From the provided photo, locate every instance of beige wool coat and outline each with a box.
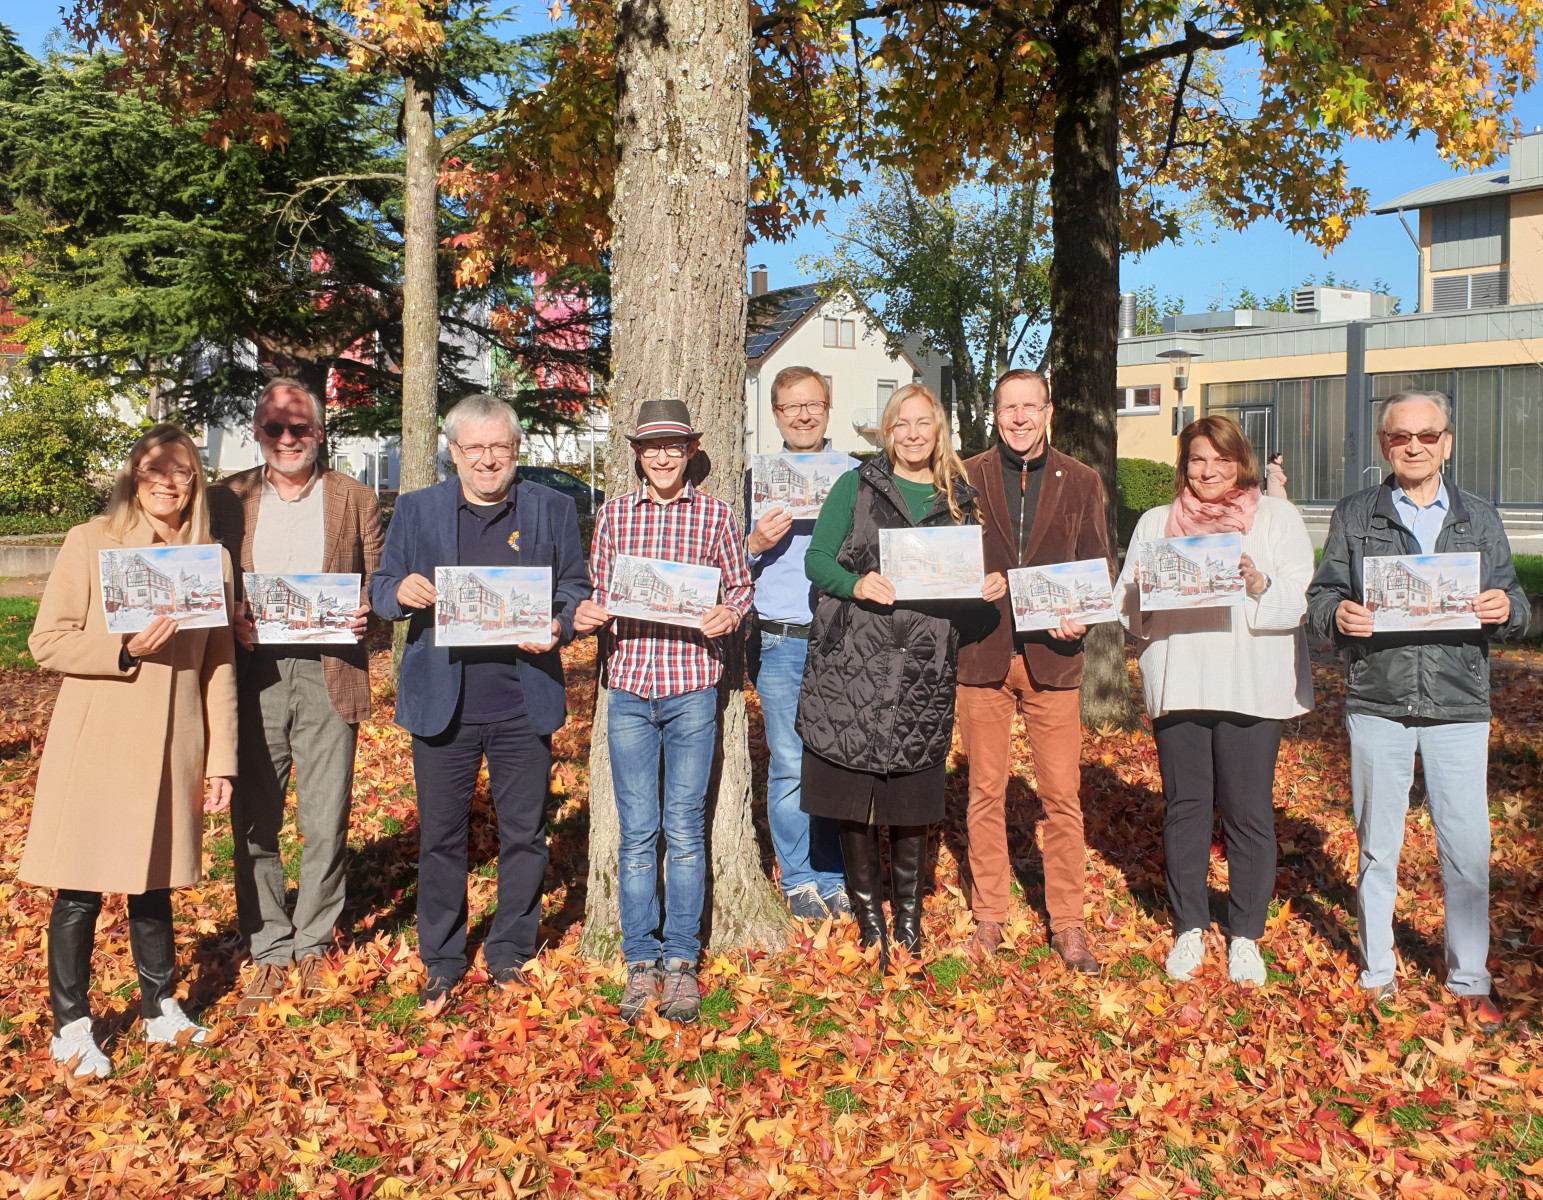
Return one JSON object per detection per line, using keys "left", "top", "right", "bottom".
{"left": 18, "top": 517, "right": 239, "bottom": 895}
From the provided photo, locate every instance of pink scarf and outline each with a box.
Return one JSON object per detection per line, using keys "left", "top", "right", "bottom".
{"left": 1163, "top": 485, "right": 1261, "bottom": 537}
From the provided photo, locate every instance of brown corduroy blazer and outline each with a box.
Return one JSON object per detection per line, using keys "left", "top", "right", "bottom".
{"left": 955, "top": 444, "right": 1114, "bottom": 690}
{"left": 208, "top": 466, "right": 384, "bottom": 723}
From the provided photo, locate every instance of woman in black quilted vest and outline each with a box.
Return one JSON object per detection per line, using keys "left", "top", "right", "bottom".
{"left": 797, "top": 383, "right": 1006, "bottom": 972}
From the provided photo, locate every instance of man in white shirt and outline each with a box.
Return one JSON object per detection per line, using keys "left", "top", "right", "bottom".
{"left": 208, "top": 377, "right": 383, "bottom": 1014}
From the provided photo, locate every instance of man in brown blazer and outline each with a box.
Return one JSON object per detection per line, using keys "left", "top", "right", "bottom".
{"left": 955, "top": 369, "right": 1113, "bottom": 972}
{"left": 208, "top": 377, "right": 384, "bottom": 1013}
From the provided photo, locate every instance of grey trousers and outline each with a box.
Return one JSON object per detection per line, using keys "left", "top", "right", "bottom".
{"left": 232, "top": 650, "right": 358, "bottom": 965}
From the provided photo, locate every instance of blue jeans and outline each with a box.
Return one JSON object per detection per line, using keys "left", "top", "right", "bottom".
{"left": 1346, "top": 713, "right": 1491, "bottom": 995}
{"left": 608, "top": 686, "right": 719, "bottom": 964}
{"left": 752, "top": 632, "right": 844, "bottom": 897}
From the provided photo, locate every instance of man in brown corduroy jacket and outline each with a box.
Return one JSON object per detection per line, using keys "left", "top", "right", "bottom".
{"left": 955, "top": 369, "right": 1113, "bottom": 972}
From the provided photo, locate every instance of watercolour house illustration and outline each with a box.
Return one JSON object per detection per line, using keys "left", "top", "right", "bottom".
{"left": 434, "top": 567, "right": 553, "bottom": 646}
{"left": 605, "top": 555, "right": 721, "bottom": 629}
{"left": 244, "top": 573, "right": 362, "bottom": 645}
{"left": 750, "top": 453, "right": 848, "bottom": 521}
{"left": 1007, "top": 558, "right": 1119, "bottom": 631}
{"left": 878, "top": 527, "right": 983, "bottom": 601}
{"left": 1363, "top": 552, "right": 1480, "bottom": 631}
{"left": 99, "top": 545, "right": 228, "bottom": 633}
{"left": 1137, "top": 532, "right": 1246, "bottom": 611}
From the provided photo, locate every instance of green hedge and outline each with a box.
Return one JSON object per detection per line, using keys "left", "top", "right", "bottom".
{"left": 1116, "top": 457, "right": 1173, "bottom": 547}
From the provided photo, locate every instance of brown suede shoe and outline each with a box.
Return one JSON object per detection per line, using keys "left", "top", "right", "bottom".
{"left": 969, "top": 920, "right": 1004, "bottom": 958}
{"left": 235, "top": 962, "right": 288, "bottom": 1016}
{"left": 296, "top": 953, "right": 329, "bottom": 994}
{"left": 1051, "top": 927, "right": 1101, "bottom": 975}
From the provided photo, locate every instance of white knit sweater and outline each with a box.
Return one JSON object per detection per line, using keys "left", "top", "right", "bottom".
{"left": 1117, "top": 497, "right": 1315, "bottom": 720}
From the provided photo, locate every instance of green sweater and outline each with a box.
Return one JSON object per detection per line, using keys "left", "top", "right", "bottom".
{"left": 805, "top": 468, "right": 937, "bottom": 599}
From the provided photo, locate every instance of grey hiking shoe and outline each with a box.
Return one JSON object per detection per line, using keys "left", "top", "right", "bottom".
{"left": 659, "top": 957, "right": 700, "bottom": 1023}
{"left": 786, "top": 884, "right": 829, "bottom": 920}
{"left": 618, "top": 959, "right": 662, "bottom": 1024}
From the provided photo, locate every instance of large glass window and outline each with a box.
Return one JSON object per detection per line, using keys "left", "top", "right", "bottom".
{"left": 1501, "top": 366, "right": 1543, "bottom": 506}
{"left": 1202, "top": 376, "right": 1345, "bottom": 502}
{"left": 1311, "top": 377, "right": 1346, "bottom": 501}
{"left": 1454, "top": 369, "right": 1499, "bottom": 500}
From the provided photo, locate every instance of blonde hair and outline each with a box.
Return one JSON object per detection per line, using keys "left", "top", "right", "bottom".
{"left": 879, "top": 383, "right": 972, "bottom": 522}
{"left": 102, "top": 423, "right": 211, "bottom": 545}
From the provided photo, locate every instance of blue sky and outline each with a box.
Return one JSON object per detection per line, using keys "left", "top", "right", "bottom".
{"left": 9, "top": 4, "right": 1543, "bottom": 317}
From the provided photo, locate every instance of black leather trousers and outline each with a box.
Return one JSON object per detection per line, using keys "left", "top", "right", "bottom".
{"left": 48, "top": 888, "right": 176, "bottom": 1033}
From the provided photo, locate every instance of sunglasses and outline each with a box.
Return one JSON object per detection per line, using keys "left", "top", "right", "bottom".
{"left": 261, "top": 421, "right": 315, "bottom": 440}
{"left": 1383, "top": 430, "right": 1446, "bottom": 448}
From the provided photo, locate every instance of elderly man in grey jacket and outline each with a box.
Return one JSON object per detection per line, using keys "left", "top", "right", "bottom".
{"left": 1306, "top": 389, "right": 1529, "bottom": 1031}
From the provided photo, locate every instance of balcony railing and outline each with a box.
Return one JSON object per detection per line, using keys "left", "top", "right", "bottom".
{"left": 851, "top": 408, "right": 879, "bottom": 433}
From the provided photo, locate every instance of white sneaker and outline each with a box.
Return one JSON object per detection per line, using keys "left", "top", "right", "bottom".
{"left": 1228, "top": 937, "right": 1267, "bottom": 986}
{"left": 50, "top": 1016, "right": 111, "bottom": 1078}
{"left": 142, "top": 998, "right": 211, "bottom": 1045}
{"left": 1165, "top": 929, "right": 1206, "bottom": 980}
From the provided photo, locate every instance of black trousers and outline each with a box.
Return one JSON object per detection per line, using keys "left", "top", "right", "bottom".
{"left": 410, "top": 712, "right": 552, "bottom": 980}
{"left": 1152, "top": 711, "right": 1283, "bottom": 942}
{"left": 49, "top": 888, "right": 175, "bottom": 1032}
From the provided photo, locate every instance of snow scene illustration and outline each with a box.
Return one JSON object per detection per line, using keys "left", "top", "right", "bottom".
{"left": 1137, "top": 532, "right": 1246, "bottom": 611}
{"left": 1008, "top": 558, "right": 1119, "bottom": 631}
{"left": 434, "top": 567, "right": 553, "bottom": 646}
{"left": 244, "top": 573, "right": 361, "bottom": 645}
{"left": 99, "top": 545, "right": 227, "bottom": 633}
{"left": 750, "top": 453, "right": 847, "bottom": 520}
{"left": 1363, "top": 552, "right": 1481, "bottom": 632}
{"left": 605, "top": 555, "right": 721, "bottom": 629}
{"left": 879, "top": 526, "right": 984, "bottom": 601}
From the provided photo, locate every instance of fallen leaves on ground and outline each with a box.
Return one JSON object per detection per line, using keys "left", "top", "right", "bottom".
{"left": 0, "top": 636, "right": 1542, "bottom": 1198}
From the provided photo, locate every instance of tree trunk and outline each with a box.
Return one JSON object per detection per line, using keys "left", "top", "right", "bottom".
{"left": 1046, "top": 0, "right": 1138, "bottom": 729}
{"left": 579, "top": 0, "right": 788, "bottom": 959}
{"left": 398, "top": 66, "right": 441, "bottom": 495}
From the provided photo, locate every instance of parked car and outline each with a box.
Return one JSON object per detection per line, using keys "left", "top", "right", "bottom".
{"left": 518, "top": 465, "right": 604, "bottom": 515}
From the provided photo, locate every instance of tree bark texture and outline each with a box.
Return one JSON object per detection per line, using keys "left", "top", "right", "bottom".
{"left": 579, "top": 0, "right": 789, "bottom": 959}
{"left": 1045, "top": 0, "right": 1138, "bottom": 729}
{"left": 398, "top": 67, "right": 441, "bottom": 496}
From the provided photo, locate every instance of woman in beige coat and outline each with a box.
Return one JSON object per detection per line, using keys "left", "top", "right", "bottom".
{"left": 19, "top": 423, "right": 237, "bottom": 1078}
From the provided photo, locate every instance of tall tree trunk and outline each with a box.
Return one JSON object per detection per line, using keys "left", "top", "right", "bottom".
{"left": 1046, "top": 0, "right": 1138, "bottom": 729}
{"left": 579, "top": 0, "right": 788, "bottom": 959}
{"left": 399, "top": 66, "right": 441, "bottom": 495}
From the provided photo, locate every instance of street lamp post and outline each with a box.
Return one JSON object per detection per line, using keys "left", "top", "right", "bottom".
{"left": 1156, "top": 347, "right": 1203, "bottom": 436}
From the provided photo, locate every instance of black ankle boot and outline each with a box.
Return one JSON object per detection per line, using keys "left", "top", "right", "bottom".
{"left": 888, "top": 825, "right": 928, "bottom": 960}
{"left": 48, "top": 890, "right": 103, "bottom": 1032}
{"left": 127, "top": 890, "right": 176, "bottom": 1020}
{"left": 838, "top": 822, "right": 888, "bottom": 971}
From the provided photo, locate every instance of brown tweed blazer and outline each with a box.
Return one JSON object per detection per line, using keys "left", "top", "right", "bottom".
{"left": 208, "top": 465, "right": 384, "bottom": 723}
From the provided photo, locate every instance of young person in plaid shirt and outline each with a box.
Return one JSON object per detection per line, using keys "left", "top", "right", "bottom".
{"left": 574, "top": 399, "right": 753, "bottom": 1024}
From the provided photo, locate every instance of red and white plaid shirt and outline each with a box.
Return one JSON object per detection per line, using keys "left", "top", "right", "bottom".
{"left": 590, "top": 482, "right": 754, "bottom": 698}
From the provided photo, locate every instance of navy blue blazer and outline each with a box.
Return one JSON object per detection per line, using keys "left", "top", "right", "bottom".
{"left": 369, "top": 477, "right": 592, "bottom": 739}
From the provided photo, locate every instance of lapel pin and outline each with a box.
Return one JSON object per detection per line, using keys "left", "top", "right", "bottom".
{"left": 508, "top": 530, "right": 520, "bottom": 550}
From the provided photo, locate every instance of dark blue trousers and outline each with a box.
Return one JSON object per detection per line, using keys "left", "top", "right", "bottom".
{"left": 410, "top": 713, "right": 551, "bottom": 979}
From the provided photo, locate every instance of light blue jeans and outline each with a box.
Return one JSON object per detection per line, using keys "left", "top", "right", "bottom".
{"left": 1346, "top": 713, "right": 1492, "bottom": 995}
{"left": 608, "top": 686, "right": 718, "bottom": 965}
{"left": 752, "top": 631, "right": 845, "bottom": 898}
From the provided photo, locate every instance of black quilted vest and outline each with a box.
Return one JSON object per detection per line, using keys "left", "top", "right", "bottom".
{"left": 795, "top": 456, "right": 980, "bottom": 774}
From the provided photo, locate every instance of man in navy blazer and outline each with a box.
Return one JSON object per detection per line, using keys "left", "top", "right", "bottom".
{"left": 370, "top": 394, "right": 591, "bottom": 1006}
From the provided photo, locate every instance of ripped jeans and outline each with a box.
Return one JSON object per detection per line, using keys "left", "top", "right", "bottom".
{"left": 608, "top": 685, "right": 719, "bottom": 965}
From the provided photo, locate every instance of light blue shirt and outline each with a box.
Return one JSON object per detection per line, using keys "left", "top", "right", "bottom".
{"left": 745, "top": 447, "right": 859, "bottom": 625}
{"left": 1391, "top": 478, "right": 1449, "bottom": 555}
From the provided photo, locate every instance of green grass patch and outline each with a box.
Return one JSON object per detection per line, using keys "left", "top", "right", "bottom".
{"left": 204, "top": 831, "right": 235, "bottom": 881}
{"left": 1513, "top": 553, "right": 1543, "bottom": 595}
{"left": 686, "top": 1031, "right": 779, "bottom": 1086}
{"left": 0, "top": 597, "right": 38, "bottom": 670}
{"left": 698, "top": 986, "right": 737, "bottom": 1028}
{"left": 926, "top": 955, "right": 969, "bottom": 991}
{"left": 332, "top": 1150, "right": 380, "bottom": 1175}
{"left": 595, "top": 979, "right": 623, "bottom": 1007}
{"left": 822, "top": 1086, "right": 866, "bottom": 1115}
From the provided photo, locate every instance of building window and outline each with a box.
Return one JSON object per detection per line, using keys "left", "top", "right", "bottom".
{"left": 823, "top": 317, "right": 856, "bottom": 348}
{"left": 877, "top": 379, "right": 897, "bottom": 406}
{"left": 1119, "top": 385, "right": 1161, "bottom": 412}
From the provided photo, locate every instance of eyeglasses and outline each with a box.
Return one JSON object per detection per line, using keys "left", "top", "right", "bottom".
{"left": 454, "top": 441, "right": 516, "bottom": 462}
{"left": 1383, "top": 430, "right": 1447, "bottom": 448}
{"left": 636, "top": 441, "right": 694, "bottom": 459}
{"left": 775, "top": 402, "right": 828, "bottom": 416}
{"left": 135, "top": 467, "right": 196, "bottom": 486}
{"left": 997, "top": 403, "right": 1050, "bottom": 419}
{"left": 261, "top": 421, "right": 316, "bottom": 440}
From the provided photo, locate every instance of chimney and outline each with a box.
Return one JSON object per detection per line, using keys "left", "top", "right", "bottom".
{"left": 750, "top": 267, "right": 768, "bottom": 296}
{"left": 1511, "top": 127, "right": 1543, "bottom": 185}
{"left": 1118, "top": 292, "right": 1137, "bottom": 339}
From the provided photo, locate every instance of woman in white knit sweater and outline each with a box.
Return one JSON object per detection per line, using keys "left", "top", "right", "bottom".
{"left": 1117, "top": 416, "right": 1314, "bottom": 986}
